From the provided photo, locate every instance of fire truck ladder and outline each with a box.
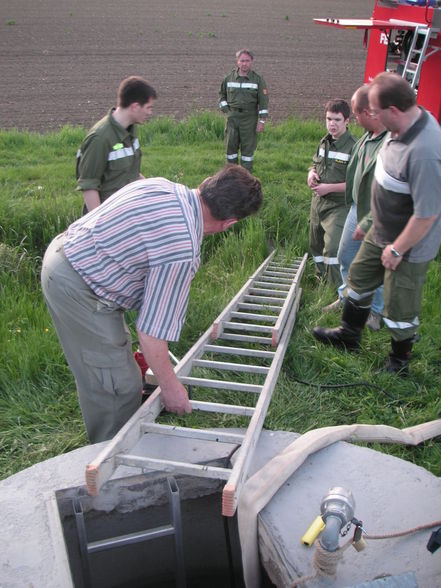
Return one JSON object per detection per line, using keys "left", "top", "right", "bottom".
{"left": 86, "top": 250, "right": 307, "bottom": 517}
{"left": 401, "top": 22, "right": 440, "bottom": 88}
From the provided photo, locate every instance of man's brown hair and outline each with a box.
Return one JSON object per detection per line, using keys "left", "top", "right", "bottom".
{"left": 200, "top": 165, "right": 263, "bottom": 220}
{"left": 117, "top": 76, "right": 157, "bottom": 108}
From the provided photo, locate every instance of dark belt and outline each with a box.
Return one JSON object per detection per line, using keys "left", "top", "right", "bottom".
{"left": 229, "top": 107, "right": 256, "bottom": 113}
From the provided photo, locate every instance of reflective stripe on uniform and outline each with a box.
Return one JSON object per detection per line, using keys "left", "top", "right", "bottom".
{"left": 346, "top": 288, "right": 377, "bottom": 301}
{"left": 318, "top": 148, "right": 350, "bottom": 162}
{"left": 227, "top": 153, "right": 238, "bottom": 160}
{"left": 383, "top": 316, "right": 419, "bottom": 330}
{"left": 375, "top": 154, "right": 411, "bottom": 194}
{"left": 226, "top": 82, "right": 258, "bottom": 90}
{"left": 241, "top": 155, "right": 254, "bottom": 162}
{"left": 107, "top": 139, "right": 140, "bottom": 162}
{"left": 313, "top": 255, "right": 339, "bottom": 265}
{"left": 219, "top": 100, "right": 228, "bottom": 108}
{"left": 259, "top": 109, "right": 269, "bottom": 115}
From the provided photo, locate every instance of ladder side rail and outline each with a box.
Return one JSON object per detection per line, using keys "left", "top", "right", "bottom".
{"left": 86, "top": 388, "right": 163, "bottom": 495}
{"left": 221, "top": 287, "right": 303, "bottom": 517}
{"left": 271, "top": 253, "right": 308, "bottom": 346}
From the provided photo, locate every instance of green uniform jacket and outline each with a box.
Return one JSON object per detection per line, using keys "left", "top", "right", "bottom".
{"left": 312, "top": 129, "right": 356, "bottom": 204}
{"left": 76, "top": 108, "right": 141, "bottom": 203}
{"left": 345, "top": 129, "right": 387, "bottom": 234}
{"left": 219, "top": 69, "right": 269, "bottom": 119}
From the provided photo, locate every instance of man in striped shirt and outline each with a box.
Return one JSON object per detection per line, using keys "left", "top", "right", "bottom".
{"left": 76, "top": 76, "right": 157, "bottom": 214}
{"left": 41, "top": 165, "right": 263, "bottom": 442}
{"left": 313, "top": 73, "right": 441, "bottom": 376}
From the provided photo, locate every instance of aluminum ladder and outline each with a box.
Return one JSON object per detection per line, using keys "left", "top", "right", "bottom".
{"left": 401, "top": 23, "right": 438, "bottom": 88}
{"left": 86, "top": 250, "right": 307, "bottom": 516}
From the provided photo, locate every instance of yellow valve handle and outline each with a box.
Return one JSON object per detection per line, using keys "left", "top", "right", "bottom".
{"left": 301, "top": 515, "right": 325, "bottom": 546}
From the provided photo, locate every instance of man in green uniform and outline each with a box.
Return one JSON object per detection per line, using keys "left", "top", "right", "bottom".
{"left": 307, "top": 99, "right": 356, "bottom": 285}
{"left": 219, "top": 49, "right": 269, "bottom": 172}
{"left": 76, "top": 76, "right": 157, "bottom": 213}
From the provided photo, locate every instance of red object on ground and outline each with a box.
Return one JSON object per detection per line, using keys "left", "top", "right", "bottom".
{"left": 134, "top": 350, "right": 149, "bottom": 377}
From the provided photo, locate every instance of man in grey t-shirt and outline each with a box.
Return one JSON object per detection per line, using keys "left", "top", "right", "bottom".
{"left": 312, "top": 72, "right": 441, "bottom": 375}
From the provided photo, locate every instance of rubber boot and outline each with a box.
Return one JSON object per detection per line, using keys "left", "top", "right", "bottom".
{"left": 385, "top": 337, "right": 413, "bottom": 377}
{"left": 312, "top": 299, "right": 370, "bottom": 350}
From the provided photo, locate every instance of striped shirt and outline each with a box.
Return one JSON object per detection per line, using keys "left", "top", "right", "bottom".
{"left": 64, "top": 178, "right": 203, "bottom": 341}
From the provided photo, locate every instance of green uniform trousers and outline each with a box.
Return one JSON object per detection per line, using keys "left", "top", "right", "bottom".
{"left": 225, "top": 111, "right": 258, "bottom": 172}
{"left": 346, "top": 229, "right": 429, "bottom": 342}
{"left": 41, "top": 234, "right": 142, "bottom": 443}
{"left": 309, "top": 196, "right": 349, "bottom": 285}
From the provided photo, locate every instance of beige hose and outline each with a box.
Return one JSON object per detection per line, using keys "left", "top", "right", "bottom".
{"left": 237, "top": 419, "right": 441, "bottom": 588}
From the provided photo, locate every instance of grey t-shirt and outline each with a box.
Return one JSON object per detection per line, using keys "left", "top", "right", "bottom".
{"left": 371, "top": 108, "right": 441, "bottom": 262}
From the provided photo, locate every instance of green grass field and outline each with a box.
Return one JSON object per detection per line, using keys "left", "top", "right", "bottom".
{"left": 1, "top": 112, "right": 440, "bottom": 480}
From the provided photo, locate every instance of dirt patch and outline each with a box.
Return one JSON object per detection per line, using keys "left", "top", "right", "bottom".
{"left": 0, "top": 0, "right": 375, "bottom": 132}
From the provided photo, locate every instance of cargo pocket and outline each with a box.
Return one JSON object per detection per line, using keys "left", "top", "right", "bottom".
{"left": 82, "top": 341, "right": 141, "bottom": 398}
{"left": 387, "top": 267, "right": 426, "bottom": 323}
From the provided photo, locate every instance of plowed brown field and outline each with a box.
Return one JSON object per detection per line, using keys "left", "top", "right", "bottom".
{"left": 0, "top": 0, "right": 375, "bottom": 132}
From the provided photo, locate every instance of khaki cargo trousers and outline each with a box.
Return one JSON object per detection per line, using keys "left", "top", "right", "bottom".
{"left": 41, "top": 234, "right": 142, "bottom": 443}
{"left": 346, "top": 229, "right": 429, "bottom": 342}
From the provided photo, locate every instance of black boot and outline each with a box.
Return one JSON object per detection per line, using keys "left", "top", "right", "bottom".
{"left": 312, "top": 299, "right": 370, "bottom": 350}
{"left": 385, "top": 338, "right": 414, "bottom": 376}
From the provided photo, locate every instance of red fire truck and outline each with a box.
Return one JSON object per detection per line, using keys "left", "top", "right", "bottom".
{"left": 314, "top": 0, "right": 441, "bottom": 122}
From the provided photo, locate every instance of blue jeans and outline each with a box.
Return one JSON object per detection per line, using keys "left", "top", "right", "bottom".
{"left": 337, "top": 203, "right": 384, "bottom": 315}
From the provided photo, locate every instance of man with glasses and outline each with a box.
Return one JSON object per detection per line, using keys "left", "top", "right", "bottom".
{"left": 313, "top": 72, "right": 441, "bottom": 376}
{"left": 323, "top": 85, "right": 387, "bottom": 332}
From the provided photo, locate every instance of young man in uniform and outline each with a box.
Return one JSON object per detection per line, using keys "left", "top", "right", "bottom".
{"left": 41, "top": 165, "right": 263, "bottom": 443}
{"left": 307, "top": 99, "right": 356, "bottom": 285}
{"left": 323, "top": 85, "right": 387, "bottom": 332}
{"left": 76, "top": 76, "right": 157, "bottom": 213}
{"left": 219, "top": 49, "right": 269, "bottom": 172}
{"left": 313, "top": 72, "right": 441, "bottom": 375}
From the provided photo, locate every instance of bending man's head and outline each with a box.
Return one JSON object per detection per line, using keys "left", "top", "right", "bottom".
{"left": 199, "top": 165, "right": 263, "bottom": 222}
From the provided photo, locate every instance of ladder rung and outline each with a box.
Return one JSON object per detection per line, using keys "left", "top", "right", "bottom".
{"left": 249, "top": 288, "right": 287, "bottom": 297}
{"left": 264, "top": 270, "right": 296, "bottom": 279}
{"left": 192, "top": 358, "right": 270, "bottom": 374}
{"left": 238, "top": 302, "right": 283, "bottom": 313}
{"left": 220, "top": 332, "right": 273, "bottom": 344}
{"left": 254, "top": 281, "right": 291, "bottom": 290}
{"left": 180, "top": 376, "right": 262, "bottom": 393}
{"left": 223, "top": 321, "right": 273, "bottom": 333}
{"left": 260, "top": 276, "right": 293, "bottom": 284}
{"left": 204, "top": 344, "right": 275, "bottom": 359}
{"left": 141, "top": 422, "right": 245, "bottom": 444}
{"left": 190, "top": 400, "right": 255, "bottom": 416}
{"left": 231, "top": 311, "right": 277, "bottom": 322}
{"left": 116, "top": 454, "right": 232, "bottom": 480}
{"left": 244, "top": 295, "right": 284, "bottom": 305}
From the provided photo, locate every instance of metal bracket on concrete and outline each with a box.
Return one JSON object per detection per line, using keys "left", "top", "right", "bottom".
{"left": 85, "top": 251, "right": 307, "bottom": 517}
{"left": 74, "top": 476, "right": 186, "bottom": 588}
